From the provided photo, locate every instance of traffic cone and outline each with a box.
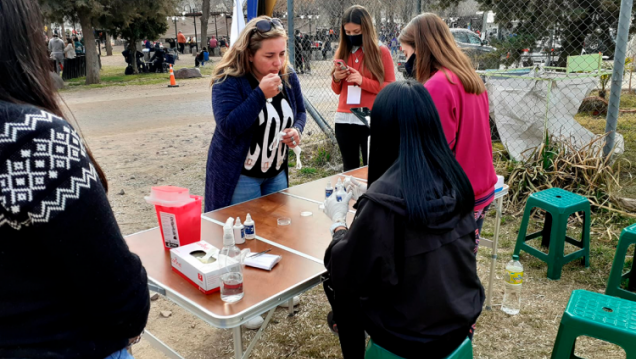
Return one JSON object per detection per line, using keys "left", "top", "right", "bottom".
{"left": 168, "top": 64, "right": 179, "bottom": 88}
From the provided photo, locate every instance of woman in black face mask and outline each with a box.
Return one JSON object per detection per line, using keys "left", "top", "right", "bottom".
{"left": 330, "top": 5, "right": 395, "bottom": 171}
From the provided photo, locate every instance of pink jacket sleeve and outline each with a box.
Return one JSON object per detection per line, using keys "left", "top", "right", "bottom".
{"left": 424, "top": 74, "right": 459, "bottom": 150}
{"left": 360, "top": 46, "right": 396, "bottom": 94}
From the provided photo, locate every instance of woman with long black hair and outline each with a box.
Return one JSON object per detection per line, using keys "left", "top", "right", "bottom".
{"left": 322, "top": 80, "right": 484, "bottom": 359}
{"left": 0, "top": 0, "right": 149, "bottom": 358}
{"left": 330, "top": 5, "right": 395, "bottom": 171}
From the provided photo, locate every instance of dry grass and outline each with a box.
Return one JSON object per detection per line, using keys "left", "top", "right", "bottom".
{"left": 89, "top": 121, "right": 634, "bottom": 359}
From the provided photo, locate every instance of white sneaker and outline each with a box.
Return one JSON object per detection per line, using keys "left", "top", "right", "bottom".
{"left": 278, "top": 296, "right": 300, "bottom": 308}
{"left": 243, "top": 316, "right": 264, "bottom": 330}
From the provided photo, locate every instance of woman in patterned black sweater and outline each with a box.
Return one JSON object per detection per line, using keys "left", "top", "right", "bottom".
{"left": 0, "top": 0, "right": 150, "bottom": 358}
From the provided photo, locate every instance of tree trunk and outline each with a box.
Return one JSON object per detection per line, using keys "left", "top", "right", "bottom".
{"left": 78, "top": 9, "right": 100, "bottom": 84}
{"left": 105, "top": 32, "right": 113, "bottom": 56}
{"left": 61, "top": 22, "right": 66, "bottom": 40}
{"left": 201, "top": 0, "right": 211, "bottom": 50}
{"left": 128, "top": 40, "right": 139, "bottom": 74}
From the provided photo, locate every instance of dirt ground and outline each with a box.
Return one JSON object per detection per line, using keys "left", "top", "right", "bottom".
{"left": 60, "top": 51, "right": 629, "bottom": 359}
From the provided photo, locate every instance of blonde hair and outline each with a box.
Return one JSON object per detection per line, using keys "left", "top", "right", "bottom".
{"left": 399, "top": 13, "right": 485, "bottom": 95}
{"left": 210, "top": 16, "right": 290, "bottom": 86}
{"left": 333, "top": 5, "right": 385, "bottom": 85}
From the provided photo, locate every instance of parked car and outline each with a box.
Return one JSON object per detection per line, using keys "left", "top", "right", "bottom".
{"left": 450, "top": 28, "right": 497, "bottom": 69}
{"left": 311, "top": 40, "right": 323, "bottom": 51}
{"left": 517, "top": 37, "right": 563, "bottom": 67}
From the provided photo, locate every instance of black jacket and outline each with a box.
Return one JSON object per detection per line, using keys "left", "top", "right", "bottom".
{"left": 0, "top": 102, "right": 150, "bottom": 359}
{"left": 324, "top": 163, "right": 484, "bottom": 358}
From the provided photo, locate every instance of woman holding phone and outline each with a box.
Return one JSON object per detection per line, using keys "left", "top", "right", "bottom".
{"left": 399, "top": 13, "right": 497, "bottom": 245}
{"left": 331, "top": 5, "right": 395, "bottom": 171}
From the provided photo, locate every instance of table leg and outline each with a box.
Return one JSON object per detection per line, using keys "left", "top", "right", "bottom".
{"left": 486, "top": 196, "right": 503, "bottom": 311}
{"left": 288, "top": 298, "right": 295, "bottom": 316}
{"left": 233, "top": 326, "right": 242, "bottom": 359}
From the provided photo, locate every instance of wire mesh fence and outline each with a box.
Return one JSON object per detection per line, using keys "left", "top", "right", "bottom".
{"left": 266, "top": 0, "right": 636, "bottom": 169}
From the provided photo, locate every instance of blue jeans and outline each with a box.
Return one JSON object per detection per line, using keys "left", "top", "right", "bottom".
{"left": 230, "top": 171, "right": 288, "bottom": 205}
{"left": 104, "top": 348, "right": 134, "bottom": 359}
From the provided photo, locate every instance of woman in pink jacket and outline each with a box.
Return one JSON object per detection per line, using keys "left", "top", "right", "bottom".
{"left": 398, "top": 13, "right": 497, "bottom": 249}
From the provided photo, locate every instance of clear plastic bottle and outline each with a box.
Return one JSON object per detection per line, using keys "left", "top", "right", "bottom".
{"left": 335, "top": 178, "right": 345, "bottom": 202}
{"left": 219, "top": 218, "right": 244, "bottom": 303}
{"left": 502, "top": 254, "right": 523, "bottom": 315}
{"left": 325, "top": 180, "right": 334, "bottom": 199}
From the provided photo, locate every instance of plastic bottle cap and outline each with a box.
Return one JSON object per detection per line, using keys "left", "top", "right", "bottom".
{"left": 512, "top": 255, "right": 519, "bottom": 261}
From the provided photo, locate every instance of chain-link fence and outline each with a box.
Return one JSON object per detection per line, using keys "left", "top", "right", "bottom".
{"left": 266, "top": 0, "right": 636, "bottom": 170}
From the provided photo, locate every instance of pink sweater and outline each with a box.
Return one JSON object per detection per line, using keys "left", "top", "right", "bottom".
{"left": 424, "top": 69, "right": 497, "bottom": 210}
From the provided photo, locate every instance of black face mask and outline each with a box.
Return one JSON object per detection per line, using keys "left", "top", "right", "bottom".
{"left": 347, "top": 34, "right": 363, "bottom": 47}
{"left": 404, "top": 53, "right": 416, "bottom": 78}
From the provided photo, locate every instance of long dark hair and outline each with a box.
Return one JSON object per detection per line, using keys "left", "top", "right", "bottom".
{"left": 368, "top": 80, "right": 474, "bottom": 222}
{"left": 0, "top": 0, "right": 108, "bottom": 191}
{"left": 333, "top": 5, "right": 385, "bottom": 85}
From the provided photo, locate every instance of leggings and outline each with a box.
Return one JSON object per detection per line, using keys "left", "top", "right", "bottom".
{"left": 335, "top": 123, "right": 369, "bottom": 172}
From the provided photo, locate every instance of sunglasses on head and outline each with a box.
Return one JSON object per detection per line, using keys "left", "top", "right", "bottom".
{"left": 254, "top": 18, "right": 283, "bottom": 33}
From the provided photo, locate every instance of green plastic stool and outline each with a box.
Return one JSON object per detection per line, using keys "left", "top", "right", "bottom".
{"left": 513, "top": 188, "right": 591, "bottom": 280}
{"left": 364, "top": 337, "right": 473, "bottom": 359}
{"left": 606, "top": 223, "right": 636, "bottom": 301}
{"left": 551, "top": 290, "right": 636, "bottom": 359}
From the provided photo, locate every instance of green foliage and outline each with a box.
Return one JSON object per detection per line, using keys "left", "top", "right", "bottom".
{"left": 312, "top": 147, "right": 332, "bottom": 167}
{"left": 107, "top": 0, "right": 174, "bottom": 45}
{"left": 300, "top": 167, "right": 318, "bottom": 175}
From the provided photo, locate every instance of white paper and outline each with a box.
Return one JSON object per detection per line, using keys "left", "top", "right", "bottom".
{"left": 347, "top": 85, "right": 362, "bottom": 105}
{"left": 245, "top": 253, "right": 281, "bottom": 271}
{"left": 159, "top": 212, "right": 179, "bottom": 248}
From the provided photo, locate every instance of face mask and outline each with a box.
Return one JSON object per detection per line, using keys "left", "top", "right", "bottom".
{"left": 404, "top": 53, "right": 416, "bottom": 78}
{"left": 347, "top": 34, "right": 363, "bottom": 47}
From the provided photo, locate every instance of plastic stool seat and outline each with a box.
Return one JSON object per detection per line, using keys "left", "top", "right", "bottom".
{"left": 364, "top": 337, "right": 473, "bottom": 359}
{"left": 551, "top": 290, "right": 636, "bottom": 358}
{"left": 606, "top": 223, "right": 636, "bottom": 302}
{"left": 532, "top": 188, "right": 589, "bottom": 212}
{"left": 514, "top": 188, "right": 591, "bottom": 280}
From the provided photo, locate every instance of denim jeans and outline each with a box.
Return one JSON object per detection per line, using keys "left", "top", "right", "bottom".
{"left": 104, "top": 348, "right": 134, "bottom": 359}
{"left": 230, "top": 171, "right": 288, "bottom": 205}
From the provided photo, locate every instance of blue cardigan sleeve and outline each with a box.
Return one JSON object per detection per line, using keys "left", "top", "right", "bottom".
{"left": 289, "top": 73, "right": 307, "bottom": 134}
{"left": 211, "top": 76, "right": 266, "bottom": 138}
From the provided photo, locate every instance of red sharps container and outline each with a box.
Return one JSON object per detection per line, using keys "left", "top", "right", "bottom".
{"left": 145, "top": 186, "right": 202, "bottom": 250}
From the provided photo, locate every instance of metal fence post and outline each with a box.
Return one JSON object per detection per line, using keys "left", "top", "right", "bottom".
{"left": 287, "top": 0, "right": 295, "bottom": 65}
{"left": 604, "top": 0, "right": 633, "bottom": 157}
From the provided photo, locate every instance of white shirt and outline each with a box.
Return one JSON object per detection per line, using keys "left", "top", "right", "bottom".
{"left": 64, "top": 44, "right": 76, "bottom": 59}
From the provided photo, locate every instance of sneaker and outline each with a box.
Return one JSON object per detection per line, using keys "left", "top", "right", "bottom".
{"left": 278, "top": 296, "right": 300, "bottom": 308}
{"left": 327, "top": 311, "right": 338, "bottom": 335}
{"left": 243, "top": 316, "right": 264, "bottom": 330}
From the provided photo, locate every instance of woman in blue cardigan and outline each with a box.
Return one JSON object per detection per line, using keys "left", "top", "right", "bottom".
{"left": 206, "top": 16, "right": 307, "bottom": 211}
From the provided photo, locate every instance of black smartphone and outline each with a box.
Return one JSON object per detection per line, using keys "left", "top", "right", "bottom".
{"left": 350, "top": 107, "right": 371, "bottom": 127}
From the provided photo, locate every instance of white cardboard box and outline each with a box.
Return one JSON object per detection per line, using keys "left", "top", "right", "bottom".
{"left": 170, "top": 241, "right": 238, "bottom": 294}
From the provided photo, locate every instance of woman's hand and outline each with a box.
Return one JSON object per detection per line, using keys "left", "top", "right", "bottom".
{"left": 259, "top": 73, "right": 282, "bottom": 98}
{"left": 346, "top": 67, "right": 363, "bottom": 86}
{"left": 333, "top": 66, "right": 350, "bottom": 83}
{"left": 281, "top": 128, "right": 301, "bottom": 148}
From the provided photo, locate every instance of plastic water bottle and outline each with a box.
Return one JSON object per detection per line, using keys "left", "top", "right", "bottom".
{"left": 502, "top": 255, "right": 523, "bottom": 315}
{"left": 325, "top": 180, "right": 334, "bottom": 199}
{"left": 335, "top": 178, "right": 345, "bottom": 202}
{"left": 219, "top": 218, "right": 244, "bottom": 303}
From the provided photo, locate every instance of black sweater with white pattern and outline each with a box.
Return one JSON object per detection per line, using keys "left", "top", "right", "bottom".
{"left": 0, "top": 101, "right": 150, "bottom": 359}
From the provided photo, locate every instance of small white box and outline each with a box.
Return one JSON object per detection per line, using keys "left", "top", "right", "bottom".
{"left": 170, "top": 241, "right": 238, "bottom": 295}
